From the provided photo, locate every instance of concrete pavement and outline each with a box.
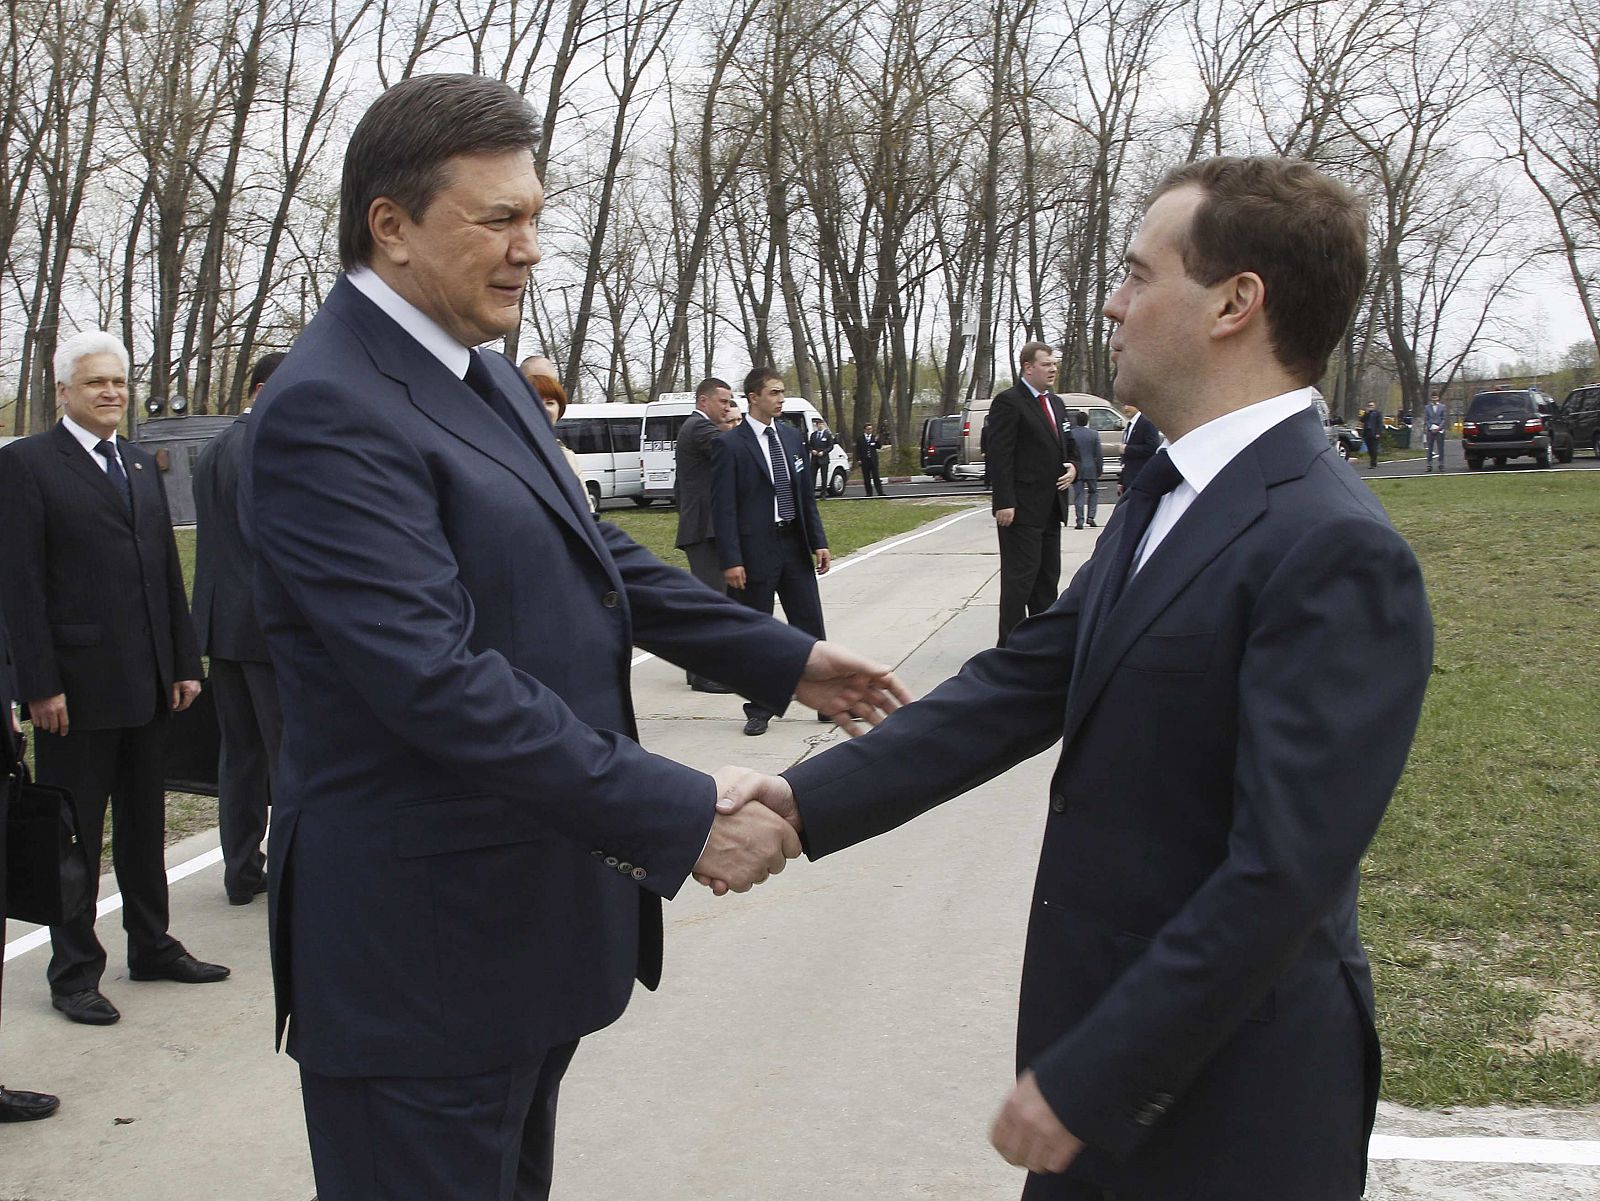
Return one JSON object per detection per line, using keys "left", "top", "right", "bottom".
{"left": 3, "top": 500, "right": 1596, "bottom": 1200}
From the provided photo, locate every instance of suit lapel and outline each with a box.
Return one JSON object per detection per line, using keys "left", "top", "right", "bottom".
{"left": 1025, "top": 387, "right": 1061, "bottom": 447}
{"left": 1062, "top": 437, "right": 1271, "bottom": 745}
{"left": 52, "top": 423, "right": 132, "bottom": 526}
{"left": 736, "top": 422, "right": 773, "bottom": 493}
{"left": 326, "top": 280, "right": 605, "bottom": 567}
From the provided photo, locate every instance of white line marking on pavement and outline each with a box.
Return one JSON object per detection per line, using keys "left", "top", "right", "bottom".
{"left": 5, "top": 846, "right": 224, "bottom": 962}
{"left": 1369, "top": 1135, "right": 1600, "bottom": 1165}
{"left": 629, "top": 505, "right": 986, "bottom": 668}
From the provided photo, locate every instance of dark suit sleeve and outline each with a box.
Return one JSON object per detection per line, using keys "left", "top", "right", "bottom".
{"left": 987, "top": 392, "right": 1020, "bottom": 513}
{"left": 791, "top": 428, "right": 828, "bottom": 553}
{"left": 597, "top": 522, "right": 812, "bottom": 714}
{"left": 155, "top": 462, "right": 203, "bottom": 681}
{"left": 710, "top": 432, "right": 743, "bottom": 572}
{"left": 250, "top": 380, "right": 722, "bottom": 896}
{"left": 1029, "top": 517, "right": 1431, "bottom": 1157}
{"left": 0, "top": 449, "right": 58, "bottom": 701}
{"left": 784, "top": 562, "right": 1089, "bottom": 850}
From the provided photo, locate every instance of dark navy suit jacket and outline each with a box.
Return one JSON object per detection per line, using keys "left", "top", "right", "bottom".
{"left": 192, "top": 416, "right": 270, "bottom": 662}
{"left": 0, "top": 424, "right": 200, "bottom": 730}
{"left": 785, "top": 409, "right": 1432, "bottom": 1199}
{"left": 709, "top": 418, "right": 827, "bottom": 579}
{"left": 245, "top": 277, "right": 815, "bottom": 1078}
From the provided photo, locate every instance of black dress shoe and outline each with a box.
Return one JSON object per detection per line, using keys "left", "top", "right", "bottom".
{"left": 1074, "top": 522, "right": 1084, "bottom": 529}
{"left": 743, "top": 715, "right": 770, "bottom": 736}
{"left": 0, "top": 1087, "right": 60, "bottom": 1122}
{"left": 227, "top": 879, "right": 269, "bottom": 905}
{"left": 817, "top": 712, "right": 834, "bottom": 722}
{"left": 1086, "top": 519, "right": 1096, "bottom": 527}
{"left": 51, "top": 988, "right": 120, "bottom": 1025}
{"left": 129, "top": 953, "right": 231, "bottom": 984}
{"left": 689, "top": 680, "right": 732, "bottom": 694}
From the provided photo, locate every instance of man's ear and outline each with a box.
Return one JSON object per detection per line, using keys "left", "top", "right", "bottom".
{"left": 1211, "top": 272, "right": 1265, "bottom": 342}
{"left": 368, "top": 197, "right": 413, "bottom": 267}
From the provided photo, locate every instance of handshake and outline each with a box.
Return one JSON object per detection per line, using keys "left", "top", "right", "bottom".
{"left": 691, "top": 767, "right": 802, "bottom": 895}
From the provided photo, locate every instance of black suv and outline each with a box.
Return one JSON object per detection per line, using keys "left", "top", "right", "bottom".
{"left": 1461, "top": 389, "right": 1552, "bottom": 470}
{"left": 1550, "top": 383, "right": 1600, "bottom": 462}
{"left": 920, "top": 414, "right": 963, "bottom": 480}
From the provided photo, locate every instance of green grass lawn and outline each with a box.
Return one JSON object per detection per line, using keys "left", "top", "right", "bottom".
{"left": 1363, "top": 473, "right": 1600, "bottom": 1106}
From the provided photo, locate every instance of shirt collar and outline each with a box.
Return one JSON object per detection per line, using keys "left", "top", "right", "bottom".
{"left": 744, "top": 413, "right": 774, "bottom": 435}
{"left": 1163, "top": 387, "right": 1319, "bottom": 496}
{"left": 61, "top": 413, "right": 118, "bottom": 456}
{"left": 348, "top": 265, "right": 473, "bottom": 380}
{"left": 1021, "top": 378, "right": 1045, "bottom": 400}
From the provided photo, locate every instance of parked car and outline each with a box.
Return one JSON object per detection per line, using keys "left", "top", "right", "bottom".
{"left": 919, "top": 414, "right": 963, "bottom": 480}
{"left": 554, "top": 403, "right": 646, "bottom": 510}
{"left": 1460, "top": 389, "right": 1552, "bottom": 470}
{"left": 954, "top": 393, "right": 1124, "bottom": 481}
{"left": 1549, "top": 382, "right": 1600, "bottom": 462}
{"left": 636, "top": 393, "right": 851, "bottom": 501}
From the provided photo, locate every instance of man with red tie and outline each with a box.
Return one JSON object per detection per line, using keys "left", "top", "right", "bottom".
{"left": 987, "top": 341, "right": 1078, "bottom": 646}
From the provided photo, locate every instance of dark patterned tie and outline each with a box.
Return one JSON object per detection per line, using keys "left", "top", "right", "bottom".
{"left": 464, "top": 350, "right": 536, "bottom": 451}
{"left": 95, "top": 439, "right": 131, "bottom": 510}
{"left": 1099, "top": 448, "right": 1182, "bottom": 613}
{"left": 765, "top": 427, "right": 796, "bottom": 522}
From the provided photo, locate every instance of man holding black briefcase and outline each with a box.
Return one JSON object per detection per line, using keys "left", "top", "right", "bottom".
{"left": 0, "top": 605, "right": 61, "bottom": 1121}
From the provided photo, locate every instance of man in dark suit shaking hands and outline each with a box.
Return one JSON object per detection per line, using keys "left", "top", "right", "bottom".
{"left": 711, "top": 367, "right": 832, "bottom": 736}
{"left": 989, "top": 341, "right": 1078, "bottom": 646}
{"left": 0, "top": 332, "right": 229, "bottom": 1029}
{"left": 720, "top": 156, "right": 1433, "bottom": 1201}
{"left": 245, "top": 75, "right": 905, "bottom": 1201}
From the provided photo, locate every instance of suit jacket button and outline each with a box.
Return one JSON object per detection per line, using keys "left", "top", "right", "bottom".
{"left": 1050, "top": 794, "right": 1066, "bottom": 813}
{"left": 630, "top": 866, "right": 646, "bottom": 881}
{"left": 591, "top": 849, "right": 604, "bottom": 858}
{"left": 605, "top": 856, "right": 619, "bottom": 867}
{"left": 601, "top": 591, "right": 619, "bottom": 608}
{"left": 617, "top": 861, "right": 633, "bottom": 874}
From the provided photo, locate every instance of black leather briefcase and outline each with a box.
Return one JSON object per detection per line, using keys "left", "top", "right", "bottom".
{"left": 4, "top": 763, "right": 92, "bottom": 926}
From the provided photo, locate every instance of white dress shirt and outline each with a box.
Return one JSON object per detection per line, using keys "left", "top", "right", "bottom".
{"left": 348, "top": 266, "right": 473, "bottom": 379}
{"left": 1132, "top": 387, "right": 1319, "bottom": 575}
{"left": 61, "top": 412, "right": 126, "bottom": 476}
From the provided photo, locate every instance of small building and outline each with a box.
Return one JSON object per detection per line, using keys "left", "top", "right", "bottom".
{"left": 132, "top": 414, "right": 235, "bottom": 524}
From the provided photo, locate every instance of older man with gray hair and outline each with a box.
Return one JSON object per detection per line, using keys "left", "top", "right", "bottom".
{"left": 0, "top": 331, "right": 228, "bottom": 1031}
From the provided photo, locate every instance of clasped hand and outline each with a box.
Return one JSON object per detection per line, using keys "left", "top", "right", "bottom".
{"left": 691, "top": 767, "right": 801, "bottom": 896}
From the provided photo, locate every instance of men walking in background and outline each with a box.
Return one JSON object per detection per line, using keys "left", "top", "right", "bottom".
{"left": 987, "top": 341, "right": 1078, "bottom": 646}
{"left": 0, "top": 605, "right": 60, "bottom": 1121}
{"left": 855, "top": 421, "right": 888, "bottom": 496}
{"left": 806, "top": 416, "right": 835, "bottom": 497}
{"left": 712, "top": 366, "right": 832, "bottom": 736}
{"left": 0, "top": 331, "right": 228, "bottom": 1030}
{"left": 1423, "top": 391, "right": 1447, "bottom": 471}
{"left": 1067, "top": 411, "right": 1103, "bottom": 529}
{"left": 1360, "top": 400, "right": 1384, "bottom": 468}
{"left": 674, "top": 377, "right": 738, "bottom": 694}
{"left": 192, "top": 352, "right": 287, "bottom": 905}
{"left": 1118, "top": 401, "right": 1159, "bottom": 493}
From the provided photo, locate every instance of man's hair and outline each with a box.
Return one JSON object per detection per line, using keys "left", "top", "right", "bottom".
{"left": 1018, "top": 341, "right": 1052, "bottom": 372}
{"left": 743, "top": 366, "right": 781, "bottom": 398}
{"left": 250, "top": 352, "right": 287, "bottom": 393}
{"left": 1074, "top": 410, "right": 1089, "bottom": 426}
{"left": 521, "top": 355, "right": 557, "bottom": 381}
{"left": 339, "top": 74, "right": 539, "bottom": 270}
{"left": 812, "top": 417, "right": 823, "bottom": 424}
{"left": 1148, "top": 156, "right": 1368, "bottom": 384}
{"left": 694, "top": 376, "right": 730, "bottom": 400}
{"left": 54, "top": 330, "right": 129, "bottom": 389}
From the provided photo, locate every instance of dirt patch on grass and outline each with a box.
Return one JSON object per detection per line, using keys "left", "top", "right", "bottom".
{"left": 1519, "top": 990, "right": 1600, "bottom": 1063}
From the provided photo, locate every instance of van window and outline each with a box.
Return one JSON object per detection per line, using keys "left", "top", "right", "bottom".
{"left": 644, "top": 413, "right": 688, "bottom": 451}
{"left": 557, "top": 418, "right": 610, "bottom": 454}
{"left": 1087, "top": 409, "right": 1123, "bottom": 432}
{"left": 610, "top": 417, "right": 642, "bottom": 453}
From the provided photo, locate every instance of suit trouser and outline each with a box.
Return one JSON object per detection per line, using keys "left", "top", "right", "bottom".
{"left": 209, "top": 657, "right": 283, "bottom": 898}
{"left": 1072, "top": 479, "right": 1099, "bottom": 524}
{"left": 35, "top": 713, "right": 183, "bottom": 994}
{"left": 1022, "top": 1178, "right": 1119, "bottom": 1200}
{"left": 680, "top": 540, "right": 727, "bottom": 689}
{"left": 861, "top": 460, "right": 884, "bottom": 495}
{"left": 997, "top": 519, "right": 1062, "bottom": 646}
{"left": 1425, "top": 430, "right": 1445, "bottom": 466}
{"left": 731, "top": 526, "right": 826, "bottom": 720}
{"left": 809, "top": 456, "right": 828, "bottom": 495}
{"left": 300, "top": 1040, "right": 580, "bottom": 1201}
